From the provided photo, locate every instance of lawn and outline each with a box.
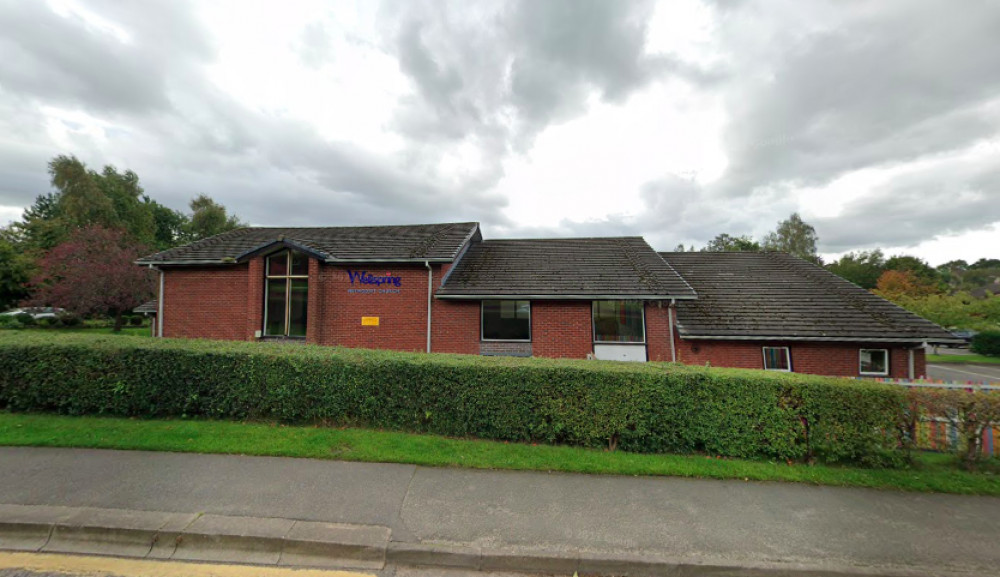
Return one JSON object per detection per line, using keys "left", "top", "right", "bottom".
{"left": 19, "top": 326, "right": 150, "bottom": 337}
{"left": 0, "top": 412, "right": 996, "bottom": 496}
{"left": 927, "top": 353, "right": 1000, "bottom": 365}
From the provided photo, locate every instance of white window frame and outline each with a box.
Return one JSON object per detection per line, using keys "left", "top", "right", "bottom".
{"left": 592, "top": 300, "right": 647, "bottom": 344}
{"left": 263, "top": 251, "right": 309, "bottom": 337}
{"left": 480, "top": 300, "right": 532, "bottom": 342}
{"left": 762, "top": 346, "right": 792, "bottom": 372}
{"left": 859, "top": 348, "right": 889, "bottom": 376}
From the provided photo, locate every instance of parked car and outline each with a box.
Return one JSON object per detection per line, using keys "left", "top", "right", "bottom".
{"left": 949, "top": 329, "right": 978, "bottom": 347}
{"left": 0, "top": 307, "right": 67, "bottom": 319}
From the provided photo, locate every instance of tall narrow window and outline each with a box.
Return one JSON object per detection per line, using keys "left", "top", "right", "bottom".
{"left": 482, "top": 300, "right": 531, "bottom": 341}
{"left": 592, "top": 300, "right": 645, "bottom": 343}
{"left": 264, "top": 251, "right": 308, "bottom": 337}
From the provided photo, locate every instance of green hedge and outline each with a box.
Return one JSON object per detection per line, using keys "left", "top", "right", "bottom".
{"left": 0, "top": 333, "right": 907, "bottom": 466}
{"left": 971, "top": 330, "right": 1000, "bottom": 357}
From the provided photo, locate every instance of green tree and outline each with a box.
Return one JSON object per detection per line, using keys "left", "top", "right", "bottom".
{"left": 884, "top": 254, "right": 941, "bottom": 288}
{"left": 10, "top": 193, "right": 68, "bottom": 253}
{"left": 0, "top": 233, "right": 32, "bottom": 310}
{"left": 826, "top": 249, "right": 886, "bottom": 289}
{"left": 146, "top": 199, "right": 190, "bottom": 250}
{"left": 702, "top": 233, "right": 761, "bottom": 252}
{"left": 762, "top": 212, "right": 821, "bottom": 264}
{"left": 187, "top": 194, "right": 245, "bottom": 241}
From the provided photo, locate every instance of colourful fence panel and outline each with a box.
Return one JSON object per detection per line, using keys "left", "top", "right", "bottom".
{"left": 858, "top": 378, "right": 999, "bottom": 458}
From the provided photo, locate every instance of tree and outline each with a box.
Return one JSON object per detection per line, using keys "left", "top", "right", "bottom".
{"left": 146, "top": 199, "right": 190, "bottom": 250}
{"left": 826, "top": 249, "right": 885, "bottom": 289}
{"left": 702, "top": 233, "right": 761, "bottom": 252}
{"left": 873, "top": 270, "right": 939, "bottom": 301}
{"left": 884, "top": 254, "right": 941, "bottom": 289}
{"left": 761, "top": 213, "right": 821, "bottom": 264}
{"left": 0, "top": 233, "right": 32, "bottom": 310}
{"left": 187, "top": 194, "right": 245, "bottom": 241}
{"left": 26, "top": 226, "right": 155, "bottom": 331}
{"left": 970, "top": 258, "right": 1000, "bottom": 270}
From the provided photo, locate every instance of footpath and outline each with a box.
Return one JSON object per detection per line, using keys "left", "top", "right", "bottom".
{"left": 1, "top": 446, "right": 998, "bottom": 576}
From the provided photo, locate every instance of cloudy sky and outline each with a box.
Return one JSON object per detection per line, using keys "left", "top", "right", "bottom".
{"left": 1, "top": 0, "right": 999, "bottom": 264}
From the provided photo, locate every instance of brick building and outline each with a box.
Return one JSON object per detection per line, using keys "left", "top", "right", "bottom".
{"left": 136, "top": 221, "right": 960, "bottom": 378}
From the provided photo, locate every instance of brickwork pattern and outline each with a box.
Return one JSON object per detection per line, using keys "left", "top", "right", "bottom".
{"left": 162, "top": 265, "right": 249, "bottom": 341}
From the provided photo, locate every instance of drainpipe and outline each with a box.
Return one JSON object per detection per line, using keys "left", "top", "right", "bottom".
{"left": 425, "top": 261, "right": 432, "bottom": 353}
{"left": 668, "top": 299, "right": 677, "bottom": 363}
{"left": 908, "top": 348, "right": 915, "bottom": 380}
{"left": 149, "top": 265, "right": 164, "bottom": 338}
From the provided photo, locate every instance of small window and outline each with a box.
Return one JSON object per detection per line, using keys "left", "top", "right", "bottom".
{"left": 593, "top": 300, "right": 645, "bottom": 343}
{"left": 860, "top": 349, "right": 889, "bottom": 376}
{"left": 482, "top": 300, "right": 530, "bottom": 341}
{"left": 762, "top": 347, "right": 791, "bottom": 371}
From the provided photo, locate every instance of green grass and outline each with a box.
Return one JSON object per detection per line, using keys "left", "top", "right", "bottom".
{"left": 928, "top": 353, "right": 1000, "bottom": 364}
{"left": 19, "top": 326, "right": 150, "bottom": 337}
{"left": 1, "top": 412, "right": 997, "bottom": 496}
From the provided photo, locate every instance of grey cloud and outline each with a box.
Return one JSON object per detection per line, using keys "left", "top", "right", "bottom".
{"left": 713, "top": 0, "right": 1000, "bottom": 198}
{"left": 0, "top": 0, "right": 210, "bottom": 114}
{"left": 815, "top": 157, "right": 1000, "bottom": 251}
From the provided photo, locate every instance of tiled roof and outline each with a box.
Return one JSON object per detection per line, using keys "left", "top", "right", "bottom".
{"left": 137, "top": 222, "right": 480, "bottom": 265}
{"left": 438, "top": 238, "right": 696, "bottom": 299}
{"left": 133, "top": 300, "right": 158, "bottom": 314}
{"left": 660, "top": 251, "right": 960, "bottom": 343}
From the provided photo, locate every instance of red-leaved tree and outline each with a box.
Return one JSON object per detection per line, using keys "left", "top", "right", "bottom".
{"left": 27, "top": 225, "right": 155, "bottom": 331}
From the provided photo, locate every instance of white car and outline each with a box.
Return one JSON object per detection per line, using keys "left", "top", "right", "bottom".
{"left": 0, "top": 307, "right": 67, "bottom": 319}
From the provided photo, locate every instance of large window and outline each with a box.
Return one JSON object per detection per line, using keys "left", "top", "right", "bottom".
{"left": 482, "top": 300, "right": 530, "bottom": 341}
{"left": 860, "top": 349, "right": 889, "bottom": 376}
{"left": 592, "top": 300, "right": 645, "bottom": 343}
{"left": 264, "top": 251, "right": 308, "bottom": 337}
{"left": 762, "top": 347, "right": 791, "bottom": 371}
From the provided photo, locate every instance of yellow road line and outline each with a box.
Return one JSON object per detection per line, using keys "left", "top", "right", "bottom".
{"left": 0, "top": 552, "right": 375, "bottom": 577}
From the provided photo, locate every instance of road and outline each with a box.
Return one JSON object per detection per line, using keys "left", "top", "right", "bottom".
{"left": 927, "top": 362, "right": 1000, "bottom": 383}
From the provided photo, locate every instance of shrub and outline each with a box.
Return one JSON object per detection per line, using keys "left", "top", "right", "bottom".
{"left": 14, "top": 313, "right": 36, "bottom": 326}
{"left": 129, "top": 316, "right": 144, "bottom": 326}
{"left": 906, "top": 387, "right": 1000, "bottom": 469}
{"left": 0, "top": 333, "right": 908, "bottom": 466}
{"left": 0, "top": 316, "right": 23, "bottom": 330}
{"left": 58, "top": 313, "right": 82, "bottom": 327}
{"left": 43, "top": 317, "right": 62, "bottom": 328}
{"left": 971, "top": 330, "right": 1000, "bottom": 357}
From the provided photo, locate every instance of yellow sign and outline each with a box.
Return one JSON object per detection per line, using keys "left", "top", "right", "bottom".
{"left": 361, "top": 316, "right": 380, "bottom": 326}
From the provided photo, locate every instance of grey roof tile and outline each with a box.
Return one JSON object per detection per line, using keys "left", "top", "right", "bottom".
{"left": 137, "top": 222, "right": 480, "bottom": 264}
{"left": 660, "top": 251, "right": 960, "bottom": 343}
{"left": 438, "top": 238, "right": 696, "bottom": 299}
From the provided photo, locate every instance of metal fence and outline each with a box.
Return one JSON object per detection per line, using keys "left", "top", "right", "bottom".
{"left": 860, "top": 378, "right": 999, "bottom": 457}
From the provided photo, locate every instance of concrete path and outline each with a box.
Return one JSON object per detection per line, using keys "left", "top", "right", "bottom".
{"left": 1, "top": 447, "right": 999, "bottom": 576}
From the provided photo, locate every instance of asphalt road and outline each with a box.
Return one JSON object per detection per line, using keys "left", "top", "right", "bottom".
{"left": 1, "top": 447, "right": 1000, "bottom": 576}
{"left": 927, "top": 362, "right": 1000, "bottom": 383}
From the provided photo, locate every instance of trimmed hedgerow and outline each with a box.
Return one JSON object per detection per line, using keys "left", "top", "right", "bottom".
{"left": 0, "top": 333, "right": 907, "bottom": 466}
{"left": 971, "top": 330, "right": 1000, "bottom": 357}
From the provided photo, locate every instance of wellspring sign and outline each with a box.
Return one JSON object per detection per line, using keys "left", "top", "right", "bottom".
{"left": 346, "top": 270, "right": 403, "bottom": 294}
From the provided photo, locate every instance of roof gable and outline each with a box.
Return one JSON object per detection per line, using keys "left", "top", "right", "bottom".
{"left": 137, "top": 222, "right": 480, "bottom": 265}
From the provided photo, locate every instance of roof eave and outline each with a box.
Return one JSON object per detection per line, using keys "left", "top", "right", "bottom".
{"left": 436, "top": 293, "right": 698, "bottom": 300}
{"left": 678, "top": 333, "right": 964, "bottom": 344}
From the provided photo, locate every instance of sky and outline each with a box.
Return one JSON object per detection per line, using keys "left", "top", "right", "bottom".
{"left": 1, "top": 0, "right": 999, "bottom": 265}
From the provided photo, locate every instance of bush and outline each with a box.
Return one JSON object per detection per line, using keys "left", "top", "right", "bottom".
{"left": 971, "top": 330, "right": 1000, "bottom": 357}
{"left": 905, "top": 387, "right": 1000, "bottom": 469}
{"left": 14, "top": 313, "right": 36, "bottom": 326}
{"left": 58, "top": 313, "right": 82, "bottom": 327}
{"left": 0, "top": 333, "right": 908, "bottom": 466}
{"left": 43, "top": 317, "right": 62, "bottom": 328}
{"left": 0, "top": 316, "right": 23, "bottom": 330}
{"left": 129, "top": 316, "right": 144, "bottom": 326}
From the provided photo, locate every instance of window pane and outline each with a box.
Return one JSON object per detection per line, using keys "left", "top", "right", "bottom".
{"left": 288, "top": 279, "right": 308, "bottom": 337}
{"left": 861, "top": 350, "right": 887, "bottom": 374}
{"left": 763, "top": 347, "right": 789, "bottom": 370}
{"left": 482, "top": 300, "right": 530, "bottom": 340}
{"left": 264, "top": 279, "right": 287, "bottom": 335}
{"left": 290, "top": 252, "right": 308, "bottom": 276}
{"left": 267, "top": 252, "right": 287, "bottom": 276}
{"left": 593, "top": 300, "right": 644, "bottom": 343}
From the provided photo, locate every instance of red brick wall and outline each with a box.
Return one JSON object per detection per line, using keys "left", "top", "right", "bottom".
{"left": 162, "top": 265, "right": 249, "bottom": 341}
{"left": 645, "top": 302, "right": 673, "bottom": 362}
{"left": 431, "top": 299, "right": 480, "bottom": 355}
{"left": 312, "top": 263, "right": 439, "bottom": 352}
{"left": 675, "top": 335, "right": 925, "bottom": 379}
{"left": 532, "top": 301, "right": 594, "bottom": 358}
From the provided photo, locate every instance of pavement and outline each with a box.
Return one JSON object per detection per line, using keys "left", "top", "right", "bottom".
{"left": 927, "top": 362, "right": 1000, "bottom": 384}
{"left": 1, "top": 447, "right": 1000, "bottom": 577}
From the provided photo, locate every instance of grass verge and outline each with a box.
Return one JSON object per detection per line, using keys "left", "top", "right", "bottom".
{"left": 1, "top": 412, "right": 997, "bottom": 496}
{"left": 928, "top": 353, "right": 1000, "bottom": 365}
